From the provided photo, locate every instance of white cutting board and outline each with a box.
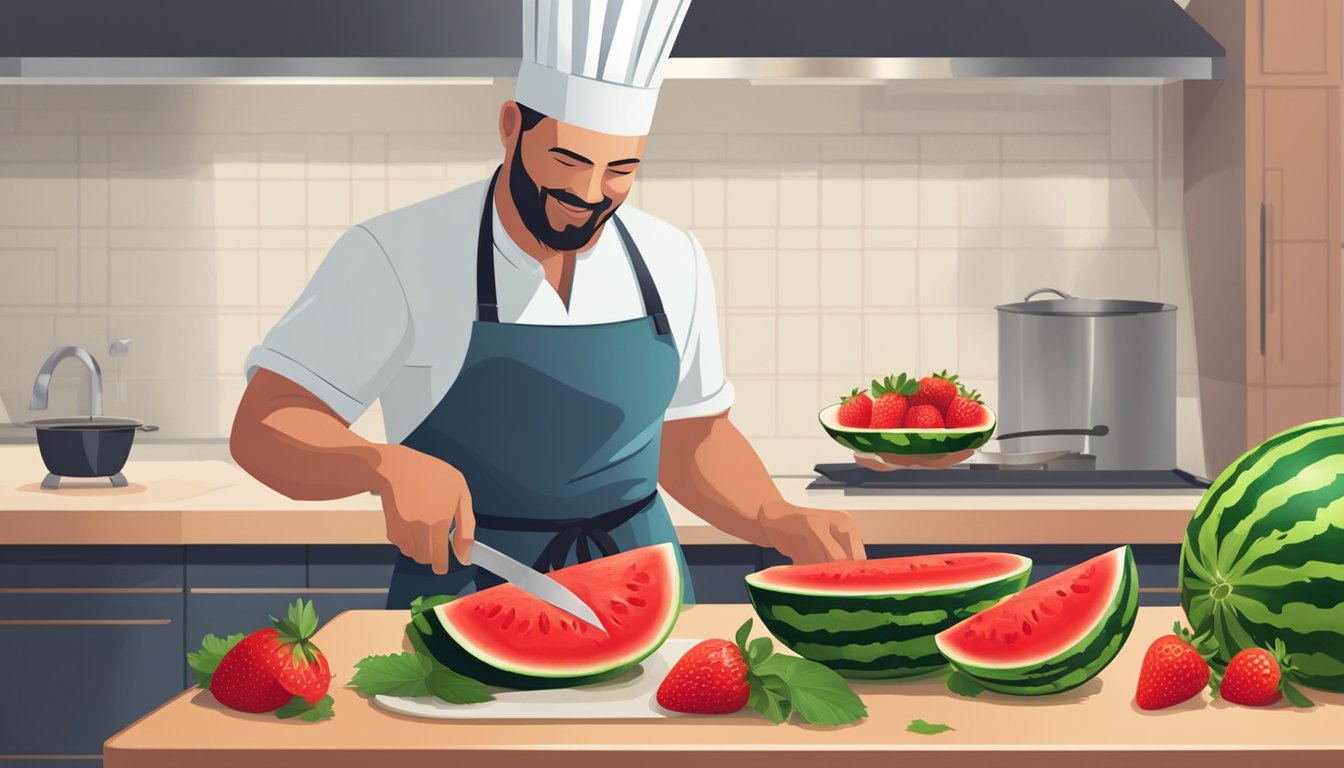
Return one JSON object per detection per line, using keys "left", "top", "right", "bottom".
{"left": 373, "top": 638, "right": 701, "bottom": 720}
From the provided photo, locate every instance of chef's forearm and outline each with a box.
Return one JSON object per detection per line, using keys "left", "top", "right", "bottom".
{"left": 231, "top": 378, "right": 397, "bottom": 501}
{"left": 657, "top": 412, "right": 784, "bottom": 546}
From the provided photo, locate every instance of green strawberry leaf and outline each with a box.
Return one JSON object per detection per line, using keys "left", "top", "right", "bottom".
{"left": 944, "top": 670, "right": 986, "bottom": 698}
{"left": 426, "top": 664, "right": 494, "bottom": 704}
{"left": 907, "top": 718, "right": 954, "bottom": 735}
{"left": 1282, "top": 681, "right": 1315, "bottom": 709}
{"left": 734, "top": 619, "right": 753, "bottom": 654}
{"left": 294, "top": 599, "right": 319, "bottom": 639}
{"left": 349, "top": 652, "right": 435, "bottom": 697}
{"left": 746, "top": 672, "right": 791, "bottom": 724}
{"left": 275, "top": 694, "right": 334, "bottom": 721}
{"left": 409, "top": 594, "right": 455, "bottom": 635}
{"left": 1208, "top": 665, "right": 1224, "bottom": 699}
{"left": 747, "top": 637, "right": 773, "bottom": 668}
{"left": 754, "top": 655, "right": 866, "bottom": 726}
{"left": 187, "top": 632, "right": 245, "bottom": 689}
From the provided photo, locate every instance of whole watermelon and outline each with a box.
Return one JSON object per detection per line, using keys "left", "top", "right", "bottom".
{"left": 1180, "top": 416, "right": 1344, "bottom": 692}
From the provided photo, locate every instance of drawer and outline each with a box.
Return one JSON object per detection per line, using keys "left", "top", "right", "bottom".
{"left": 0, "top": 546, "right": 182, "bottom": 589}
{"left": 185, "top": 546, "right": 306, "bottom": 588}
{"left": 307, "top": 545, "right": 398, "bottom": 588}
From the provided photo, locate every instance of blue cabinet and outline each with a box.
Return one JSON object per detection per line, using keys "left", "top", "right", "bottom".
{"left": 683, "top": 545, "right": 763, "bottom": 604}
{"left": 0, "top": 548, "right": 185, "bottom": 763}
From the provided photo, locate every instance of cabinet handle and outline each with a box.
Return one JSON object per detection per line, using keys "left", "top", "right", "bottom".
{"left": 1260, "top": 201, "right": 1267, "bottom": 356}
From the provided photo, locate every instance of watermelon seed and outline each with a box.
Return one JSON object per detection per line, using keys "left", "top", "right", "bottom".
{"left": 499, "top": 608, "right": 516, "bottom": 630}
{"left": 628, "top": 596, "right": 647, "bottom": 608}
{"left": 1004, "top": 632, "right": 1017, "bottom": 644}
{"left": 610, "top": 600, "right": 630, "bottom": 615}
{"left": 1070, "top": 583, "right": 1090, "bottom": 594}
{"left": 486, "top": 604, "right": 503, "bottom": 619}
{"left": 517, "top": 619, "right": 530, "bottom": 634}
{"left": 632, "top": 571, "right": 652, "bottom": 584}
{"left": 1021, "top": 621, "right": 1032, "bottom": 636}
{"left": 1030, "top": 609, "right": 1039, "bottom": 622}
{"left": 626, "top": 582, "right": 641, "bottom": 592}
{"left": 944, "top": 560, "right": 956, "bottom": 566}
{"left": 1055, "top": 589, "right": 1068, "bottom": 598}
{"left": 539, "top": 613, "right": 551, "bottom": 634}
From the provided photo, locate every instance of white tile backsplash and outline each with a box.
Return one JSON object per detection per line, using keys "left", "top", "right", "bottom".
{"left": 0, "top": 80, "right": 1192, "bottom": 465}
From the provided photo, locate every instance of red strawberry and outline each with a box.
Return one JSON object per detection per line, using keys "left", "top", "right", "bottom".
{"left": 1217, "top": 641, "right": 1313, "bottom": 708}
{"left": 836, "top": 388, "right": 873, "bottom": 428}
{"left": 869, "top": 373, "right": 919, "bottom": 429}
{"left": 200, "top": 600, "right": 334, "bottom": 715}
{"left": 656, "top": 639, "right": 751, "bottom": 715}
{"left": 909, "top": 370, "right": 960, "bottom": 413}
{"left": 1135, "top": 623, "right": 1213, "bottom": 710}
{"left": 944, "top": 392, "right": 987, "bottom": 429}
{"left": 903, "top": 404, "right": 945, "bottom": 429}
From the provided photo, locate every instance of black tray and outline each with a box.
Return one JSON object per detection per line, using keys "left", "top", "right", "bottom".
{"left": 809, "top": 463, "right": 1211, "bottom": 491}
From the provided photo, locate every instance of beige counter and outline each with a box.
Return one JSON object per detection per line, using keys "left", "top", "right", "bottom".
{"left": 0, "top": 446, "right": 1202, "bottom": 546}
{"left": 104, "top": 605, "right": 1344, "bottom": 768}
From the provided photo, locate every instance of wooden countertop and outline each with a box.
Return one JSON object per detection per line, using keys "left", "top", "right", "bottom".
{"left": 0, "top": 446, "right": 1202, "bottom": 546}
{"left": 104, "top": 605, "right": 1344, "bottom": 768}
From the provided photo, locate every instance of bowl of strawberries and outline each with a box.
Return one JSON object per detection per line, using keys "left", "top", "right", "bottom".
{"left": 818, "top": 370, "right": 995, "bottom": 470}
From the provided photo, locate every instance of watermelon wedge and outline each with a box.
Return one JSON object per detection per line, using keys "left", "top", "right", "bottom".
{"left": 935, "top": 545, "right": 1139, "bottom": 695}
{"left": 414, "top": 543, "right": 682, "bottom": 690}
{"left": 745, "top": 553, "right": 1031, "bottom": 679}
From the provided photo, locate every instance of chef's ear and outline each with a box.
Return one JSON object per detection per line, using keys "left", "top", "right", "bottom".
{"left": 499, "top": 101, "right": 523, "bottom": 150}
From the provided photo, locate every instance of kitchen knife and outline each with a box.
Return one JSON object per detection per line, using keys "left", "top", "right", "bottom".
{"left": 467, "top": 540, "right": 607, "bottom": 635}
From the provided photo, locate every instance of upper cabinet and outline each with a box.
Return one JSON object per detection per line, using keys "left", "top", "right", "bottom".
{"left": 1248, "top": 0, "right": 1342, "bottom": 85}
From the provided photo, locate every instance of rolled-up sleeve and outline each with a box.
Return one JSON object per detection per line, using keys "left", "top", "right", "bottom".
{"left": 664, "top": 230, "right": 735, "bottom": 421}
{"left": 244, "top": 225, "right": 412, "bottom": 425}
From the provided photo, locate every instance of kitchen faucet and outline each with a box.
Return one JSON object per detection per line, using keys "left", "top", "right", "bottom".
{"left": 30, "top": 346, "right": 102, "bottom": 418}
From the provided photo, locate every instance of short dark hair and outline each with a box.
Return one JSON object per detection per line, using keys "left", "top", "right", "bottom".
{"left": 517, "top": 102, "right": 548, "bottom": 132}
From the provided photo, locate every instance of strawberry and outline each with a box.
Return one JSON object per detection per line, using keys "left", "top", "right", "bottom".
{"left": 656, "top": 639, "right": 751, "bottom": 715}
{"left": 944, "top": 388, "right": 987, "bottom": 429}
{"left": 903, "top": 404, "right": 945, "bottom": 429}
{"left": 190, "top": 600, "right": 335, "bottom": 719}
{"left": 836, "top": 388, "right": 873, "bottom": 428}
{"left": 656, "top": 620, "right": 867, "bottom": 725}
{"left": 909, "top": 369, "right": 960, "bottom": 413}
{"left": 869, "top": 373, "right": 919, "bottom": 429}
{"left": 1134, "top": 623, "right": 1215, "bottom": 710}
{"left": 1216, "top": 640, "right": 1314, "bottom": 708}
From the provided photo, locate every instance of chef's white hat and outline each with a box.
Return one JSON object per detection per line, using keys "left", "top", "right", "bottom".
{"left": 514, "top": 0, "right": 693, "bottom": 137}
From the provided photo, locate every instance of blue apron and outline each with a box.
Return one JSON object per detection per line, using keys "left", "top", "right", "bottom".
{"left": 385, "top": 167, "right": 696, "bottom": 608}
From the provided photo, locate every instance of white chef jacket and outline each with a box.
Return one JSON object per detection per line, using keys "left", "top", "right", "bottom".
{"left": 243, "top": 177, "right": 734, "bottom": 444}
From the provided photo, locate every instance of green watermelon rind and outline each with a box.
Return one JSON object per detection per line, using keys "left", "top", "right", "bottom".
{"left": 819, "top": 403, "right": 996, "bottom": 455}
{"left": 1179, "top": 416, "right": 1344, "bottom": 693}
{"left": 414, "top": 543, "right": 683, "bottom": 690}
{"left": 934, "top": 546, "right": 1140, "bottom": 696}
{"left": 744, "top": 554, "right": 1032, "bottom": 680}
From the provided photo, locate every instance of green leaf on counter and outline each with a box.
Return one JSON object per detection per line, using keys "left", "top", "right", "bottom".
{"left": 275, "top": 694, "right": 335, "bottom": 722}
{"left": 734, "top": 619, "right": 753, "bottom": 651}
{"left": 746, "top": 672, "right": 792, "bottom": 725}
{"left": 754, "top": 655, "right": 867, "bottom": 726}
{"left": 945, "top": 670, "right": 987, "bottom": 698}
{"left": 907, "top": 719, "right": 954, "bottom": 735}
{"left": 187, "top": 632, "right": 245, "bottom": 689}
{"left": 349, "top": 651, "right": 494, "bottom": 704}
{"left": 1282, "top": 681, "right": 1315, "bottom": 709}
{"left": 747, "top": 637, "right": 773, "bottom": 667}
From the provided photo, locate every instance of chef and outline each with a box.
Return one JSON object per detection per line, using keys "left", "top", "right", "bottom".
{"left": 230, "top": 0, "right": 865, "bottom": 608}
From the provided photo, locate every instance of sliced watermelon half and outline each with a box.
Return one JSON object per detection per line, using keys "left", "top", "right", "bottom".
{"left": 414, "top": 543, "right": 682, "bottom": 690}
{"left": 934, "top": 545, "right": 1139, "bottom": 695}
{"left": 745, "top": 553, "right": 1031, "bottom": 679}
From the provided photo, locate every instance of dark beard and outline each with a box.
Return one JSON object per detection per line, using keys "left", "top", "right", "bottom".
{"left": 508, "top": 134, "right": 617, "bottom": 252}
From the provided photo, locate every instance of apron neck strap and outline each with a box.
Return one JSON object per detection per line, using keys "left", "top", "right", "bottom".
{"left": 475, "top": 165, "right": 671, "bottom": 336}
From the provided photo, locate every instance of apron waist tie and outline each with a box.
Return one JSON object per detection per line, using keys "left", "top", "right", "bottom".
{"left": 473, "top": 492, "right": 657, "bottom": 573}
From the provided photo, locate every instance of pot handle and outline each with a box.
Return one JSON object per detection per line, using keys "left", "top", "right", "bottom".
{"left": 137, "top": 425, "right": 159, "bottom": 432}
{"left": 1023, "top": 287, "right": 1076, "bottom": 302}
{"left": 996, "top": 424, "right": 1109, "bottom": 441}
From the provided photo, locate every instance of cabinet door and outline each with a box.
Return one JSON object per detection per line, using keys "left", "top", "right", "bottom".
{"left": 1248, "top": 0, "right": 1342, "bottom": 86}
{"left": 0, "top": 595, "right": 185, "bottom": 759}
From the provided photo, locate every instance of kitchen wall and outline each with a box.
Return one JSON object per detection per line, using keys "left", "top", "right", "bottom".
{"left": 0, "top": 79, "right": 1204, "bottom": 476}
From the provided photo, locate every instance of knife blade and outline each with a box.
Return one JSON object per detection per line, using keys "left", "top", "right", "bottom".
{"left": 467, "top": 540, "right": 607, "bottom": 635}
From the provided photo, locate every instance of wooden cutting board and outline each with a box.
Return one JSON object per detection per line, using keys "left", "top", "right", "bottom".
{"left": 372, "top": 638, "right": 703, "bottom": 720}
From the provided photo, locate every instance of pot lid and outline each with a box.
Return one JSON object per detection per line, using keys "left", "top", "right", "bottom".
{"left": 21, "top": 416, "right": 143, "bottom": 428}
{"left": 996, "top": 288, "right": 1175, "bottom": 317}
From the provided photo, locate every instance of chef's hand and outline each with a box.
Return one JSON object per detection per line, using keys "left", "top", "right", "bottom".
{"left": 373, "top": 444, "right": 476, "bottom": 575}
{"left": 760, "top": 500, "right": 866, "bottom": 564}
{"left": 854, "top": 449, "right": 975, "bottom": 471}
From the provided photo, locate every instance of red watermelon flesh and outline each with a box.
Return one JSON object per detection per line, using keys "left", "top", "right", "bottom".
{"left": 937, "top": 547, "right": 1127, "bottom": 666}
{"left": 434, "top": 543, "right": 680, "bottom": 678}
{"left": 749, "top": 552, "right": 1032, "bottom": 596}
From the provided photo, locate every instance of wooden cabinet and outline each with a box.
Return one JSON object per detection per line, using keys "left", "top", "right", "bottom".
{"left": 1187, "top": 0, "right": 1342, "bottom": 472}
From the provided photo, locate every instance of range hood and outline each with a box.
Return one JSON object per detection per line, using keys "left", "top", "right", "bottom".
{"left": 0, "top": 0, "right": 1224, "bottom": 84}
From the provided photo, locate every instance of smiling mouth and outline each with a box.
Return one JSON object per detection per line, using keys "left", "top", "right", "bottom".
{"left": 554, "top": 198, "right": 595, "bottom": 215}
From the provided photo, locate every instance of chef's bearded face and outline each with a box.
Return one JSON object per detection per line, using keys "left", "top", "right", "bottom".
{"left": 500, "top": 101, "right": 646, "bottom": 252}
